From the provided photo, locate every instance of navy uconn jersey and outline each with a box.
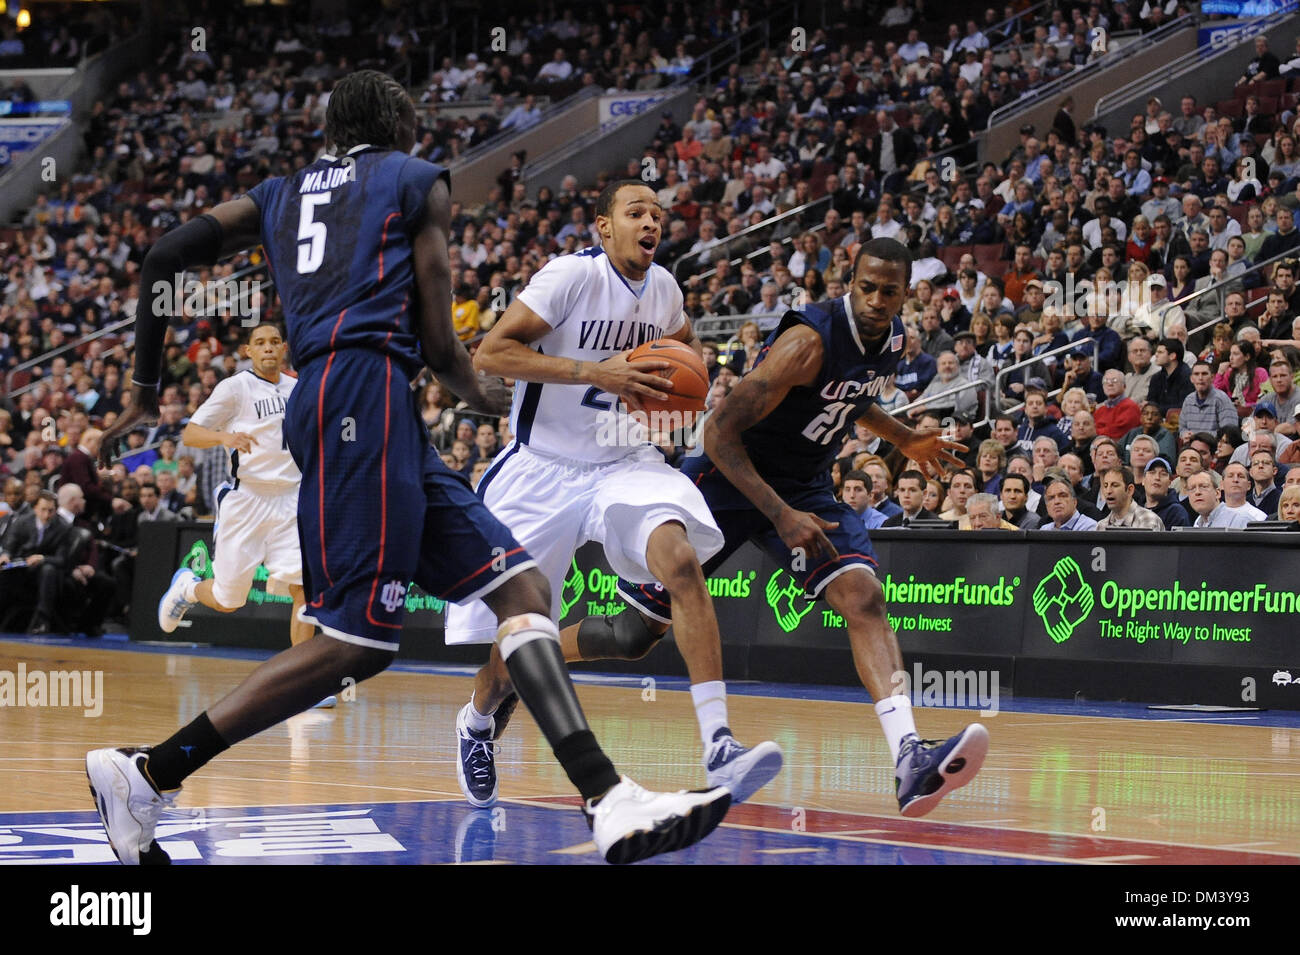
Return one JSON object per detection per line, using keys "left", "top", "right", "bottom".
{"left": 246, "top": 146, "right": 447, "bottom": 376}
{"left": 687, "top": 295, "right": 903, "bottom": 497}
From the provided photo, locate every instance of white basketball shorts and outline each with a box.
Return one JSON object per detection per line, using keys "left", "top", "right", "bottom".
{"left": 210, "top": 481, "right": 303, "bottom": 609}
{"left": 444, "top": 443, "right": 723, "bottom": 645}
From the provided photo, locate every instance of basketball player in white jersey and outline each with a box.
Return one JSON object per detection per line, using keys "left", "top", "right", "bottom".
{"left": 446, "top": 180, "right": 783, "bottom": 808}
{"left": 156, "top": 323, "right": 321, "bottom": 688}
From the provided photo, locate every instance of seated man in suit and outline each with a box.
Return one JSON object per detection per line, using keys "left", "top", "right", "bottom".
{"left": 0, "top": 490, "right": 74, "bottom": 633}
{"left": 0, "top": 478, "right": 25, "bottom": 538}
{"left": 136, "top": 482, "right": 179, "bottom": 524}
{"left": 55, "top": 482, "right": 117, "bottom": 637}
{"left": 882, "top": 469, "right": 938, "bottom": 527}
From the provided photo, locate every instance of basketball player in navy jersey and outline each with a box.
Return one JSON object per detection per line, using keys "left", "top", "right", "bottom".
{"left": 539, "top": 239, "right": 990, "bottom": 817}
{"left": 86, "top": 70, "right": 730, "bottom": 865}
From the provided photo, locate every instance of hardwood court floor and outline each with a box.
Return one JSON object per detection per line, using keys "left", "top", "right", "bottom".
{"left": 2, "top": 638, "right": 1297, "bottom": 864}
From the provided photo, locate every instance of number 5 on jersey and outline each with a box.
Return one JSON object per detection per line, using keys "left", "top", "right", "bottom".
{"left": 298, "top": 192, "right": 330, "bottom": 274}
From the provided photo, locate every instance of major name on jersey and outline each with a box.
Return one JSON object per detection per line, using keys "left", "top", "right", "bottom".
{"left": 820, "top": 375, "right": 893, "bottom": 402}
{"left": 299, "top": 166, "right": 354, "bottom": 193}
{"left": 252, "top": 395, "right": 287, "bottom": 420}
{"left": 577, "top": 320, "right": 667, "bottom": 352}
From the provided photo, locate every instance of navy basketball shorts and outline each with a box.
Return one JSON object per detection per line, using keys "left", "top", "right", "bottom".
{"left": 286, "top": 349, "right": 535, "bottom": 651}
{"left": 617, "top": 475, "right": 879, "bottom": 625}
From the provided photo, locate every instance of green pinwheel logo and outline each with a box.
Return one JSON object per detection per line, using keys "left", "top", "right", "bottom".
{"left": 1032, "top": 556, "right": 1095, "bottom": 644}
{"left": 765, "top": 570, "right": 817, "bottom": 633}
{"left": 560, "top": 557, "right": 585, "bottom": 620}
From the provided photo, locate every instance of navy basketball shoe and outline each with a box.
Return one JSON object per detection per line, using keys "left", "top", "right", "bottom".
{"left": 455, "top": 703, "right": 499, "bottom": 807}
{"left": 704, "top": 727, "right": 784, "bottom": 804}
{"left": 895, "top": 724, "right": 989, "bottom": 817}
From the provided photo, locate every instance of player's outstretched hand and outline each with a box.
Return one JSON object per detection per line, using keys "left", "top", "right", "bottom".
{"left": 223, "top": 432, "right": 257, "bottom": 454}
{"left": 775, "top": 507, "right": 839, "bottom": 563}
{"left": 590, "top": 351, "right": 674, "bottom": 412}
{"left": 896, "top": 427, "right": 967, "bottom": 480}
{"left": 464, "top": 372, "right": 514, "bottom": 417}
{"left": 97, "top": 386, "right": 161, "bottom": 467}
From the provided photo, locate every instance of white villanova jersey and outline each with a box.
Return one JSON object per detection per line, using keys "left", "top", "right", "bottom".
{"left": 511, "top": 247, "right": 687, "bottom": 463}
{"left": 188, "top": 370, "right": 300, "bottom": 489}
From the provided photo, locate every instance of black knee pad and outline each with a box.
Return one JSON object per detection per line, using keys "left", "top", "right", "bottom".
{"left": 576, "top": 609, "right": 664, "bottom": 661}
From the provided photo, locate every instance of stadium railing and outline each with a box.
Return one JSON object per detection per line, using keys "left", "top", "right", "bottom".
{"left": 458, "top": 1, "right": 801, "bottom": 196}
{"left": 980, "top": 13, "right": 1201, "bottom": 163}
{"left": 3, "top": 257, "right": 272, "bottom": 399}
{"left": 1091, "top": 3, "right": 1300, "bottom": 131}
{"left": 888, "top": 373, "right": 994, "bottom": 428}
{"left": 988, "top": 0, "right": 1057, "bottom": 52}
{"left": 991, "top": 335, "right": 1098, "bottom": 420}
{"left": 670, "top": 194, "right": 833, "bottom": 282}
{"left": 987, "top": 244, "right": 1298, "bottom": 423}
{"left": 985, "top": 14, "right": 1196, "bottom": 131}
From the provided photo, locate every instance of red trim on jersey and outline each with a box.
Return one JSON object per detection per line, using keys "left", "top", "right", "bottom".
{"left": 366, "top": 355, "right": 401, "bottom": 628}
{"left": 805, "top": 552, "right": 879, "bottom": 585}
{"left": 376, "top": 212, "right": 399, "bottom": 285}
{"left": 447, "top": 546, "right": 527, "bottom": 595}
{"left": 310, "top": 308, "right": 348, "bottom": 605}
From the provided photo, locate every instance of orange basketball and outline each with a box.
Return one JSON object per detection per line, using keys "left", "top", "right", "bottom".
{"left": 627, "top": 338, "right": 710, "bottom": 415}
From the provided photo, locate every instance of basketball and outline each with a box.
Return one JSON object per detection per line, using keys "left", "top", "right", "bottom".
{"left": 627, "top": 339, "right": 710, "bottom": 415}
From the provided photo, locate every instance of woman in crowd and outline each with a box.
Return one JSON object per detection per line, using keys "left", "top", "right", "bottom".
{"left": 903, "top": 278, "right": 935, "bottom": 323}
{"left": 1002, "top": 327, "right": 1048, "bottom": 399}
{"left": 1277, "top": 485, "right": 1300, "bottom": 521}
{"left": 928, "top": 204, "right": 961, "bottom": 247}
{"left": 1004, "top": 211, "right": 1038, "bottom": 260}
{"left": 922, "top": 478, "right": 946, "bottom": 515}
{"left": 729, "top": 320, "right": 764, "bottom": 376}
{"left": 1055, "top": 386, "right": 1089, "bottom": 440}
{"left": 802, "top": 268, "right": 828, "bottom": 304}
{"left": 1214, "top": 424, "right": 1244, "bottom": 474}
{"left": 787, "top": 231, "right": 830, "bottom": 276}
{"left": 969, "top": 312, "right": 995, "bottom": 357}
{"left": 1214, "top": 340, "right": 1268, "bottom": 414}
{"left": 975, "top": 438, "right": 1007, "bottom": 497}
{"left": 1168, "top": 255, "right": 1196, "bottom": 308}
{"left": 1201, "top": 322, "right": 1235, "bottom": 369}
{"left": 823, "top": 246, "right": 852, "bottom": 286}
{"left": 1267, "top": 133, "right": 1300, "bottom": 182}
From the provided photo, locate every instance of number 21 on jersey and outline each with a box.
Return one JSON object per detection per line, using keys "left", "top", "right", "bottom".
{"left": 802, "top": 401, "right": 855, "bottom": 444}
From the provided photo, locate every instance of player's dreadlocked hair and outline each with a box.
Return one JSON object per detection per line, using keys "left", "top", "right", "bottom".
{"left": 325, "top": 70, "right": 415, "bottom": 153}
{"left": 595, "top": 179, "right": 652, "bottom": 219}
{"left": 854, "top": 237, "right": 913, "bottom": 285}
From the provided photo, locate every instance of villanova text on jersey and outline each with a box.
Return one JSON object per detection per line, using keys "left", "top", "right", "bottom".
{"left": 245, "top": 145, "right": 448, "bottom": 378}
{"left": 252, "top": 394, "right": 287, "bottom": 421}
{"left": 506, "top": 246, "right": 685, "bottom": 464}
{"left": 738, "top": 296, "right": 903, "bottom": 490}
{"left": 576, "top": 319, "right": 665, "bottom": 351}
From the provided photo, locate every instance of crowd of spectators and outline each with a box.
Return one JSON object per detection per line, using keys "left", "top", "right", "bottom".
{"left": 3, "top": 3, "right": 1300, "bottom": 635}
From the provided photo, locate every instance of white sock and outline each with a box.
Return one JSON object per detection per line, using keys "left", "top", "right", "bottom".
{"left": 875, "top": 694, "right": 918, "bottom": 763}
{"left": 690, "top": 680, "right": 729, "bottom": 748}
{"left": 464, "top": 693, "right": 494, "bottom": 733}
{"left": 181, "top": 575, "right": 200, "bottom": 602}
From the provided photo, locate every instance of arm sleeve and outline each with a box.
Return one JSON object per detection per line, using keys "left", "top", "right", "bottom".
{"left": 188, "top": 378, "right": 240, "bottom": 431}
{"left": 517, "top": 254, "right": 588, "bottom": 331}
{"left": 134, "top": 214, "right": 225, "bottom": 387}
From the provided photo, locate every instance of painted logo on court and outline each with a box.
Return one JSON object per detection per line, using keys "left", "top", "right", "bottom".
{"left": 1032, "top": 556, "right": 1095, "bottom": 644}
{"left": 766, "top": 570, "right": 816, "bottom": 633}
